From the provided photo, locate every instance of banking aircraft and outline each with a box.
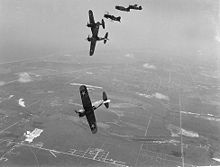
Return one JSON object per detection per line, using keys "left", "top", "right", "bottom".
{"left": 87, "top": 10, "right": 109, "bottom": 56}
{"left": 115, "top": 4, "right": 142, "bottom": 12}
{"left": 75, "top": 85, "right": 110, "bottom": 134}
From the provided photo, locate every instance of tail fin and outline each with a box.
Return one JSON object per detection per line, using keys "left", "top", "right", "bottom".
{"left": 103, "top": 91, "right": 110, "bottom": 108}
{"left": 101, "top": 19, "right": 105, "bottom": 29}
{"left": 104, "top": 32, "right": 109, "bottom": 44}
{"left": 117, "top": 16, "right": 121, "bottom": 22}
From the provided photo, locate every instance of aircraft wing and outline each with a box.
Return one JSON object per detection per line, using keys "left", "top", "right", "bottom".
{"left": 88, "top": 10, "right": 99, "bottom": 35}
{"left": 85, "top": 109, "right": 97, "bottom": 134}
{"left": 79, "top": 85, "right": 97, "bottom": 133}
{"left": 89, "top": 10, "right": 95, "bottom": 25}
{"left": 89, "top": 38, "right": 97, "bottom": 56}
{"left": 79, "top": 85, "right": 93, "bottom": 111}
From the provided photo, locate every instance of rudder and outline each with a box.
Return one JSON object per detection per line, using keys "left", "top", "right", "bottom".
{"left": 103, "top": 92, "right": 109, "bottom": 108}
{"left": 118, "top": 16, "right": 121, "bottom": 22}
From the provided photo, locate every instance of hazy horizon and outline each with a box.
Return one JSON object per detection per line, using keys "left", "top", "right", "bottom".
{"left": 0, "top": 0, "right": 219, "bottom": 63}
{"left": 0, "top": 1, "right": 220, "bottom": 166}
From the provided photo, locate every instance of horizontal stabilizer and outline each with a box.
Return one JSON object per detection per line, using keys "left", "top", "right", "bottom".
{"left": 103, "top": 99, "right": 111, "bottom": 104}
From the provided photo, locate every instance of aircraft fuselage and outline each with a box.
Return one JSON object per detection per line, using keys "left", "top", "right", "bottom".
{"left": 76, "top": 100, "right": 104, "bottom": 117}
{"left": 115, "top": 5, "right": 130, "bottom": 12}
{"left": 87, "top": 22, "right": 100, "bottom": 29}
{"left": 88, "top": 35, "right": 104, "bottom": 42}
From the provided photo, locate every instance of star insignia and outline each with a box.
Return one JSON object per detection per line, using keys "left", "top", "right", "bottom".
{"left": 82, "top": 91, "right": 86, "bottom": 96}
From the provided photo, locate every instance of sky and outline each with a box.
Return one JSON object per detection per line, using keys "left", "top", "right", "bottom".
{"left": 0, "top": 0, "right": 219, "bottom": 61}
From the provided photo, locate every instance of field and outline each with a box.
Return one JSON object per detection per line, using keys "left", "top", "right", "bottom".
{"left": 0, "top": 51, "right": 219, "bottom": 167}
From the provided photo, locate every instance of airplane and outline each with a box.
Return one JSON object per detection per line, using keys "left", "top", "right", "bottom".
{"left": 115, "top": 5, "right": 130, "bottom": 12}
{"left": 104, "top": 13, "right": 121, "bottom": 22}
{"left": 75, "top": 85, "right": 110, "bottom": 134}
{"left": 128, "top": 4, "right": 143, "bottom": 10}
{"left": 87, "top": 10, "right": 109, "bottom": 56}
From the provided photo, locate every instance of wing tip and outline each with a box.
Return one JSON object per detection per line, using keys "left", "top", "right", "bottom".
{"left": 90, "top": 123, "right": 98, "bottom": 134}
{"left": 91, "top": 128, "right": 97, "bottom": 134}
{"left": 90, "top": 49, "right": 94, "bottom": 56}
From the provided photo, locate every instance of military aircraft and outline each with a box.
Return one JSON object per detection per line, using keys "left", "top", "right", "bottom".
{"left": 115, "top": 4, "right": 142, "bottom": 12}
{"left": 75, "top": 85, "right": 110, "bottom": 134}
{"left": 104, "top": 13, "right": 121, "bottom": 22}
{"left": 115, "top": 5, "right": 130, "bottom": 12}
{"left": 87, "top": 10, "right": 109, "bottom": 56}
{"left": 128, "top": 4, "right": 143, "bottom": 10}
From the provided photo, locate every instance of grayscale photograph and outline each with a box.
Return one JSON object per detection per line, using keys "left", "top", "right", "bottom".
{"left": 0, "top": 0, "right": 219, "bottom": 166}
